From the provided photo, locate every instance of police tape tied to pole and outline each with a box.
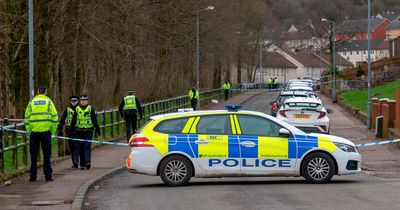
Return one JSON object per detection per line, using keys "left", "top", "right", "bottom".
{"left": 1, "top": 127, "right": 129, "bottom": 147}
{"left": 1, "top": 127, "right": 399, "bottom": 148}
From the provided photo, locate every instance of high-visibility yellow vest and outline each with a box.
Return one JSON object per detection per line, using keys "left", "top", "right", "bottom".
{"left": 66, "top": 107, "right": 75, "bottom": 126}
{"left": 274, "top": 79, "right": 279, "bottom": 84}
{"left": 223, "top": 83, "right": 231, "bottom": 90}
{"left": 24, "top": 94, "right": 58, "bottom": 133}
{"left": 76, "top": 105, "right": 93, "bottom": 129}
{"left": 123, "top": 95, "right": 137, "bottom": 110}
{"left": 188, "top": 90, "right": 199, "bottom": 100}
{"left": 267, "top": 78, "right": 273, "bottom": 84}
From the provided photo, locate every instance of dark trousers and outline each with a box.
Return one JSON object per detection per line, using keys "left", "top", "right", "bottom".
{"left": 224, "top": 90, "right": 229, "bottom": 101}
{"left": 75, "top": 130, "right": 92, "bottom": 167}
{"left": 67, "top": 128, "right": 78, "bottom": 166}
{"left": 30, "top": 131, "right": 52, "bottom": 180}
{"left": 124, "top": 114, "right": 137, "bottom": 142}
{"left": 190, "top": 99, "right": 198, "bottom": 110}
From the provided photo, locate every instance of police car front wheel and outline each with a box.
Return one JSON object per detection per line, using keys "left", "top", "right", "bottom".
{"left": 302, "top": 152, "right": 335, "bottom": 184}
{"left": 160, "top": 155, "right": 193, "bottom": 187}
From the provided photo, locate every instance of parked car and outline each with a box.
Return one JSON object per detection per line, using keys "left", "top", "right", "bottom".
{"left": 276, "top": 97, "right": 333, "bottom": 134}
{"left": 269, "top": 91, "right": 312, "bottom": 117}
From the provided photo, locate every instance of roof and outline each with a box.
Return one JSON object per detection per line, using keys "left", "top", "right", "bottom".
{"left": 337, "top": 18, "right": 387, "bottom": 34}
{"left": 376, "top": 11, "right": 400, "bottom": 21}
{"left": 387, "top": 19, "right": 400, "bottom": 30}
{"left": 150, "top": 110, "right": 266, "bottom": 120}
{"left": 337, "top": 39, "right": 390, "bottom": 51}
{"left": 263, "top": 52, "right": 297, "bottom": 68}
{"left": 318, "top": 52, "right": 353, "bottom": 66}
{"left": 283, "top": 23, "right": 329, "bottom": 40}
{"left": 285, "top": 51, "right": 329, "bottom": 68}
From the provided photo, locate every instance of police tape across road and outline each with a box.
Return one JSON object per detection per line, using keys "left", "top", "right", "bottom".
{"left": 1, "top": 127, "right": 130, "bottom": 147}
{"left": 1, "top": 127, "right": 399, "bottom": 148}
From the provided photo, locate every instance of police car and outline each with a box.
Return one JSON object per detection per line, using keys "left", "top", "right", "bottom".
{"left": 126, "top": 105, "right": 361, "bottom": 186}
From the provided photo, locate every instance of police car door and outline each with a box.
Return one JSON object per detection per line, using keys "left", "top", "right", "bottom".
{"left": 189, "top": 114, "right": 240, "bottom": 173}
{"left": 234, "top": 114, "right": 295, "bottom": 174}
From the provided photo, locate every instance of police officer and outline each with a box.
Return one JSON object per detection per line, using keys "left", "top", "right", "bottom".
{"left": 58, "top": 96, "right": 79, "bottom": 168}
{"left": 267, "top": 78, "right": 273, "bottom": 90}
{"left": 118, "top": 89, "right": 143, "bottom": 142}
{"left": 70, "top": 95, "right": 100, "bottom": 170}
{"left": 223, "top": 82, "right": 231, "bottom": 101}
{"left": 274, "top": 77, "right": 279, "bottom": 90}
{"left": 24, "top": 86, "right": 58, "bottom": 182}
{"left": 188, "top": 87, "right": 199, "bottom": 110}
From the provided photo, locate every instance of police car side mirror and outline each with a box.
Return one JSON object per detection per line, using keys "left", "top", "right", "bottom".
{"left": 327, "top": 109, "right": 334, "bottom": 114}
{"left": 269, "top": 101, "right": 275, "bottom": 105}
{"left": 278, "top": 128, "right": 291, "bottom": 138}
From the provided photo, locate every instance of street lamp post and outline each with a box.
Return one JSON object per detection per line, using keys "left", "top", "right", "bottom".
{"left": 322, "top": 18, "right": 337, "bottom": 103}
{"left": 367, "top": 0, "right": 372, "bottom": 129}
{"left": 259, "top": 42, "right": 263, "bottom": 84}
{"left": 196, "top": 5, "right": 214, "bottom": 109}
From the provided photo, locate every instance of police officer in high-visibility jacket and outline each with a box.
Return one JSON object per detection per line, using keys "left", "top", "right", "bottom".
{"left": 267, "top": 78, "right": 273, "bottom": 90}
{"left": 223, "top": 82, "right": 231, "bottom": 101}
{"left": 118, "top": 89, "right": 143, "bottom": 142}
{"left": 24, "top": 86, "right": 58, "bottom": 182}
{"left": 70, "top": 95, "right": 100, "bottom": 170}
{"left": 188, "top": 87, "right": 199, "bottom": 110}
{"left": 58, "top": 96, "right": 79, "bottom": 168}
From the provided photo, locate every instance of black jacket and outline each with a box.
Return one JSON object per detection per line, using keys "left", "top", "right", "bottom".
{"left": 58, "top": 105, "right": 77, "bottom": 131}
{"left": 118, "top": 96, "right": 143, "bottom": 118}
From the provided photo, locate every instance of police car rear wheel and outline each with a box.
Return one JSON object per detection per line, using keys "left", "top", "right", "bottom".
{"left": 302, "top": 152, "right": 334, "bottom": 184}
{"left": 160, "top": 155, "right": 192, "bottom": 187}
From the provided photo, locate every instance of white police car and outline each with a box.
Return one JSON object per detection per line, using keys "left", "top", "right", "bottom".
{"left": 126, "top": 105, "right": 361, "bottom": 186}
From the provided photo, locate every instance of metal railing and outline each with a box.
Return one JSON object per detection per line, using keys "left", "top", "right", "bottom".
{"left": 0, "top": 88, "right": 230, "bottom": 175}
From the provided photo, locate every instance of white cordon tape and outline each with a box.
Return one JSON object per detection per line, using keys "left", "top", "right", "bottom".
{"left": 356, "top": 139, "right": 400, "bottom": 148}
{"left": 1, "top": 127, "right": 129, "bottom": 147}
{"left": 2, "top": 127, "right": 399, "bottom": 148}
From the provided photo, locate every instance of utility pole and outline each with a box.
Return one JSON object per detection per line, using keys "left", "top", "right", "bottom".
{"left": 28, "top": 0, "right": 34, "bottom": 99}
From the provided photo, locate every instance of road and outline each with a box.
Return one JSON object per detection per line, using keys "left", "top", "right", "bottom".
{"left": 84, "top": 93, "right": 400, "bottom": 210}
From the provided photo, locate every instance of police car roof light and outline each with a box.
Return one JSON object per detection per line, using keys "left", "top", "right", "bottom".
{"left": 225, "top": 104, "right": 242, "bottom": 111}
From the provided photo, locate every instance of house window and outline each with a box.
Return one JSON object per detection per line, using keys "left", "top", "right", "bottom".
{"left": 350, "top": 51, "right": 352, "bottom": 55}
{"left": 364, "top": 51, "right": 366, "bottom": 55}
{"left": 371, "top": 51, "right": 374, "bottom": 54}
{"left": 343, "top": 51, "right": 346, "bottom": 55}
{"left": 281, "top": 69, "right": 284, "bottom": 76}
{"left": 356, "top": 51, "right": 359, "bottom": 55}
{"left": 307, "top": 69, "right": 310, "bottom": 75}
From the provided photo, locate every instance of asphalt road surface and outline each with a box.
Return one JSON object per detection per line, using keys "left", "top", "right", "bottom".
{"left": 84, "top": 93, "right": 400, "bottom": 210}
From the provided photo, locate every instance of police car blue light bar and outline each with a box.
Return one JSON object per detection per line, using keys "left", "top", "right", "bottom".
{"left": 225, "top": 104, "right": 242, "bottom": 111}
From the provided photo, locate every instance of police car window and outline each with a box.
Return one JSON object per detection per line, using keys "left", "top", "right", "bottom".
{"left": 236, "top": 115, "right": 283, "bottom": 137}
{"left": 196, "top": 115, "right": 231, "bottom": 135}
{"left": 154, "top": 118, "right": 189, "bottom": 134}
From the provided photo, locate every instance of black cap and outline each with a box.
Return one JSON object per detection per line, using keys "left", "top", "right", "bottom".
{"left": 80, "top": 95, "right": 89, "bottom": 100}
{"left": 38, "top": 86, "right": 47, "bottom": 94}
{"left": 69, "top": 96, "right": 79, "bottom": 101}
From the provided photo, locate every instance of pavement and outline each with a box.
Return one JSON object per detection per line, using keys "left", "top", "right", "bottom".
{"left": 319, "top": 93, "right": 400, "bottom": 180}
{"left": 81, "top": 92, "right": 400, "bottom": 210}
{"left": 0, "top": 92, "right": 259, "bottom": 210}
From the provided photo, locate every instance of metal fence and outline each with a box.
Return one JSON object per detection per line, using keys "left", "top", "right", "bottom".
{"left": 0, "top": 88, "right": 230, "bottom": 175}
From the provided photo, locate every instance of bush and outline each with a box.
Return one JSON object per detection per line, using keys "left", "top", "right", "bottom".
{"left": 356, "top": 66, "right": 365, "bottom": 77}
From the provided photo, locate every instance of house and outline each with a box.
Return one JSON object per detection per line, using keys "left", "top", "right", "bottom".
{"left": 337, "top": 40, "right": 390, "bottom": 66}
{"left": 376, "top": 11, "right": 400, "bottom": 22}
{"left": 336, "top": 18, "right": 390, "bottom": 41}
{"left": 282, "top": 24, "right": 328, "bottom": 50}
{"left": 256, "top": 52, "right": 298, "bottom": 83}
{"left": 281, "top": 50, "right": 329, "bottom": 79}
{"left": 317, "top": 51, "right": 353, "bottom": 71}
{"left": 386, "top": 19, "right": 400, "bottom": 40}
{"left": 389, "top": 37, "right": 400, "bottom": 57}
